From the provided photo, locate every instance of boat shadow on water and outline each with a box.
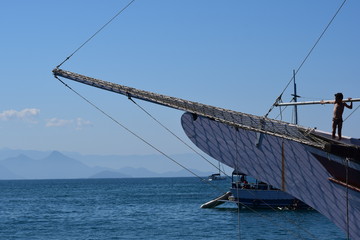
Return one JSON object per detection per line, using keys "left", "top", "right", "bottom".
{"left": 209, "top": 206, "right": 315, "bottom": 213}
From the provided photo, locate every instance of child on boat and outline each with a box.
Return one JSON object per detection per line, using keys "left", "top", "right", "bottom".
{"left": 332, "top": 93, "right": 352, "bottom": 140}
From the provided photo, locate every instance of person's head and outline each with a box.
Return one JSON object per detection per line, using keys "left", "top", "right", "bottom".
{"left": 335, "top": 93, "right": 343, "bottom": 101}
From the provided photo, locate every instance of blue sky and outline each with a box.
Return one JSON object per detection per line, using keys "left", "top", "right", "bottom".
{"left": 1, "top": 0, "right": 359, "bottom": 159}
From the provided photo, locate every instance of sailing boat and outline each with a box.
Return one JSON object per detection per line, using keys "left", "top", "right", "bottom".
{"left": 53, "top": 68, "right": 360, "bottom": 239}
{"left": 207, "top": 161, "right": 226, "bottom": 181}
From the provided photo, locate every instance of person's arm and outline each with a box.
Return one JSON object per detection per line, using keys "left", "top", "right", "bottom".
{"left": 345, "top": 98, "right": 353, "bottom": 109}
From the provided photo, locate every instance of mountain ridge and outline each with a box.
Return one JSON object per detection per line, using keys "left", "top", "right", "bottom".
{"left": 0, "top": 149, "right": 215, "bottom": 180}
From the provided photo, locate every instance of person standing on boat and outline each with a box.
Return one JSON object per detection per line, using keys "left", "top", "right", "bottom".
{"left": 332, "top": 93, "right": 352, "bottom": 140}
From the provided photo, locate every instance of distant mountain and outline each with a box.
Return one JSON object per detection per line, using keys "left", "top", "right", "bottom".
{"left": 62, "top": 152, "right": 216, "bottom": 174}
{"left": 0, "top": 148, "right": 51, "bottom": 160}
{"left": 0, "top": 148, "right": 225, "bottom": 180}
{"left": 0, "top": 163, "right": 20, "bottom": 179}
{"left": 0, "top": 151, "right": 99, "bottom": 179}
{"left": 38, "top": 151, "right": 100, "bottom": 179}
{"left": 0, "top": 154, "right": 40, "bottom": 179}
{"left": 0, "top": 149, "right": 213, "bottom": 173}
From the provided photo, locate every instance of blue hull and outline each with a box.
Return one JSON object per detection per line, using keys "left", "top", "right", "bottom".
{"left": 230, "top": 188, "right": 308, "bottom": 209}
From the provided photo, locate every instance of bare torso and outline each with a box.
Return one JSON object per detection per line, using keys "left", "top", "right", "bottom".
{"left": 333, "top": 102, "right": 345, "bottom": 119}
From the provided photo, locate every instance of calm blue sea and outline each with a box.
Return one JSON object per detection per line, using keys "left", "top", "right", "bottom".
{"left": 0, "top": 178, "right": 345, "bottom": 240}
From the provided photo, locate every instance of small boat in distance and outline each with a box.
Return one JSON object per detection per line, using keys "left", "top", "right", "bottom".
{"left": 208, "top": 161, "right": 227, "bottom": 181}
{"left": 208, "top": 173, "right": 226, "bottom": 181}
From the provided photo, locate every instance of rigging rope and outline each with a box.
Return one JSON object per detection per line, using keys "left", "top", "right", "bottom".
{"left": 56, "top": 0, "right": 136, "bottom": 68}
{"left": 54, "top": 75, "right": 230, "bottom": 196}
{"left": 234, "top": 127, "right": 241, "bottom": 240}
{"left": 55, "top": 77, "right": 197, "bottom": 178}
{"left": 231, "top": 127, "right": 318, "bottom": 240}
{"left": 266, "top": 0, "right": 348, "bottom": 117}
{"left": 128, "top": 96, "right": 317, "bottom": 239}
{"left": 344, "top": 104, "right": 360, "bottom": 122}
{"left": 54, "top": 73, "right": 317, "bottom": 239}
{"left": 126, "top": 98, "right": 320, "bottom": 238}
{"left": 128, "top": 97, "right": 230, "bottom": 179}
{"left": 345, "top": 157, "right": 350, "bottom": 240}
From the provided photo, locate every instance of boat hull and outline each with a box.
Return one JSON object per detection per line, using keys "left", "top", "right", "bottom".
{"left": 230, "top": 188, "right": 307, "bottom": 209}
{"left": 181, "top": 112, "right": 360, "bottom": 239}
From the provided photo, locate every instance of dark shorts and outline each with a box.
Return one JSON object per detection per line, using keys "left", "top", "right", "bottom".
{"left": 333, "top": 118, "right": 343, "bottom": 125}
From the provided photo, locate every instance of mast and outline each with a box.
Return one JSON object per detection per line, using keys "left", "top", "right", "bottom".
{"left": 292, "top": 70, "right": 299, "bottom": 125}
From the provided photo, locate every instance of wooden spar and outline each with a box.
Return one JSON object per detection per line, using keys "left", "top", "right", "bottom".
{"left": 275, "top": 98, "right": 360, "bottom": 107}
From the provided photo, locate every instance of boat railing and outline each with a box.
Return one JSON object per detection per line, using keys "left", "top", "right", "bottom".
{"left": 232, "top": 180, "right": 280, "bottom": 191}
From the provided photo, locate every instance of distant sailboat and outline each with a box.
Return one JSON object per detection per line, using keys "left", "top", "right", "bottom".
{"left": 207, "top": 161, "right": 226, "bottom": 181}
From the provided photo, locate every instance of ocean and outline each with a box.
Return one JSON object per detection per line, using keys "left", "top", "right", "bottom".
{"left": 0, "top": 177, "right": 346, "bottom": 240}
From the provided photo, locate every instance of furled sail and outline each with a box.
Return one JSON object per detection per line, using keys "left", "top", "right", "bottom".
{"left": 53, "top": 68, "right": 359, "bottom": 160}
